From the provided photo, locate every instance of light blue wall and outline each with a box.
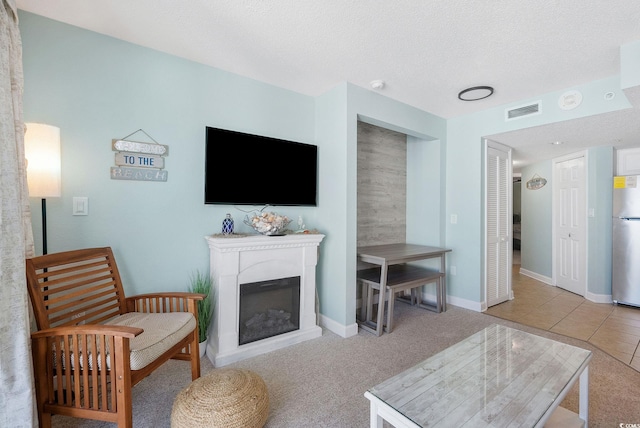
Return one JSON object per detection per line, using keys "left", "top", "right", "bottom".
{"left": 520, "top": 161, "right": 553, "bottom": 277}
{"left": 587, "top": 146, "right": 614, "bottom": 296}
{"left": 407, "top": 136, "right": 443, "bottom": 246}
{"left": 314, "top": 83, "right": 349, "bottom": 325}
{"left": 20, "top": 12, "right": 317, "bottom": 295}
{"left": 19, "top": 12, "right": 447, "bottom": 330}
{"left": 19, "top": 10, "right": 636, "bottom": 331}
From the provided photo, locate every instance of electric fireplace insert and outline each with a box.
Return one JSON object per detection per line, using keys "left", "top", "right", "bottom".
{"left": 238, "top": 276, "right": 301, "bottom": 345}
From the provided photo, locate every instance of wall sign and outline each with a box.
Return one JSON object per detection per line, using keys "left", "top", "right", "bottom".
{"left": 112, "top": 139, "right": 169, "bottom": 155}
{"left": 110, "top": 129, "right": 169, "bottom": 182}
{"left": 526, "top": 173, "right": 547, "bottom": 190}
{"left": 115, "top": 152, "right": 165, "bottom": 169}
{"left": 111, "top": 167, "right": 168, "bottom": 182}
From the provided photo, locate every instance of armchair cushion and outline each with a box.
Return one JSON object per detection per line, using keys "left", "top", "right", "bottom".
{"left": 50, "top": 313, "right": 196, "bottom": 371}
{"left": 106, "top": 312, "right": 196, "bottom": 370}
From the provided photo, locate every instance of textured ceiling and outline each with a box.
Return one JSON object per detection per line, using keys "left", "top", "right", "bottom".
{"left": 15, "top": 0, "right": 640, "bottom": 169}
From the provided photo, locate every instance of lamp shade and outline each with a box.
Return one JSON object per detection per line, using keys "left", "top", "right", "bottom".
{"left": 25, "top": 123, "right": 61, "bottom": 198}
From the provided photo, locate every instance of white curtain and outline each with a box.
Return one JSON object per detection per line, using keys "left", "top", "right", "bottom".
{"left": 0, "top": 1, "right": 37, "bottom": 426}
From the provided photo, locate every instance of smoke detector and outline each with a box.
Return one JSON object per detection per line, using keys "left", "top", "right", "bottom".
{"left": 558, "top": 90, "right": 582, "bottom": 110}
{"left": 370, "top": 80, "right": 385, "bottom": 90}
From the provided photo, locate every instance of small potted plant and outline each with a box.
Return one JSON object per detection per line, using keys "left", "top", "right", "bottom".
{"left": 188, "top": 270, "right": 213, "bottom": 357}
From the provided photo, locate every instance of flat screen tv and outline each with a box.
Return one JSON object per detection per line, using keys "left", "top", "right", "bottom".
{"left": 205, "top": 126, "right": 318, "bottom": 206}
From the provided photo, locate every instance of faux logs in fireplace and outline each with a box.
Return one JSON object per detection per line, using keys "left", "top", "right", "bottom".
{"left": 239, "top": 276, "right": 301, "bottom": 346}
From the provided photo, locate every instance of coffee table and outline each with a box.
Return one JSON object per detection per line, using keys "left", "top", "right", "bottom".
{"left": 364, "top": 324, "right": 592, "bottom": 427}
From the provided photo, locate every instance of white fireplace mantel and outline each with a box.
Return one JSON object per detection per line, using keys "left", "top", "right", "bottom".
{"left": 205, "top": 233, "right": 324, "bottom": 366}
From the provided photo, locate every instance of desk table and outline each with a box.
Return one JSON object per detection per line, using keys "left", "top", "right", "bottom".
{"left": 365, "top": 324, "right": 592, "bottom": 427}
{"left": 357, "top": 244, "right": 451, "bottom": 336}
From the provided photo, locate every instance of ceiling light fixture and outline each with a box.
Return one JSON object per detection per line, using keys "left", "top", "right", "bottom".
{"left": 370, "top": 80, "right": 385, "bottom": 90}
{"left": 550, "top": 141, "right": 563, "bottom": 145}
{"left": 458, "top": 86, "right": 494, "bottom": 101}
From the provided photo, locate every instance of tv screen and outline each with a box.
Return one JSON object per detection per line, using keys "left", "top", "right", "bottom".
{"left": 205, "top": 127, "right": 318, "bottom": 206}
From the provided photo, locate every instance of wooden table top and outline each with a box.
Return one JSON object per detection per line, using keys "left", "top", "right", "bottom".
{"left": 357, "top": 243, "right": 451, "bottom": 265}
{"left": 367, "top": 324, "right": 592, "bottom": 427}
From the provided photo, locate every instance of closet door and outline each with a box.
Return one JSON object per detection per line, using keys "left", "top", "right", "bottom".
{"left": 485, "top": 140, "right": 512, "bottom": 307}
{"left": 554, "top": 154, "right": 586, "bottom": 296}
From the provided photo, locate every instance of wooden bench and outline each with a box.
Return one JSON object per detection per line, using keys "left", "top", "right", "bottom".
{"left": 357, "top": 263, "right": 445, "bottom": 333}
{"left": 26, "top": 247, "right": 204, "bottom": 428}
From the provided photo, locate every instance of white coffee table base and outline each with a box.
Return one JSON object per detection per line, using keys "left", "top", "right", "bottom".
{"left": 365, "top": 391, "right": 420, "bottom": 428}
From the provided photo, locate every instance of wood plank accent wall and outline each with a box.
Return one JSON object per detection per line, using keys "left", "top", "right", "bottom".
{"left": 357, "top": 122, "right": 407, "bottom": 247}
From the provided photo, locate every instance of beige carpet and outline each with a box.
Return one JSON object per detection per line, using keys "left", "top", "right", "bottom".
{"left": 50, "top": 304, "right": 640, "bottom": 427}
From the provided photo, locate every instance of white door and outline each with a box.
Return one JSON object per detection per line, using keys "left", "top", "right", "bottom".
{"left": 554, "top": 154, "right": 587, "bottom": 296}
{"left": 485, "top": 140, "right": 512, "bottom": 307}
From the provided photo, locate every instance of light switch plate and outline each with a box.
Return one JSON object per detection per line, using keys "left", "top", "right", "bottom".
{"left": 73, "top": 197, "right": 88, "bottom": 216}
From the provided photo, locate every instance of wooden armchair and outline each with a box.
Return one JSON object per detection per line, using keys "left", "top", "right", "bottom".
{"left": 26, "top": 247, "right": 204, "bottom": 428}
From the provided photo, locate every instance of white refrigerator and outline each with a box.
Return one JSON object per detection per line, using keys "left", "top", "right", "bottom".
{"left": 612, "top": 175, "right": 640, "bottom": 307}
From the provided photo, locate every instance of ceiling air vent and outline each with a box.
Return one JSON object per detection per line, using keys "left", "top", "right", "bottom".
{"left": 505, "top": 101, "right": 541, "bottom": 121}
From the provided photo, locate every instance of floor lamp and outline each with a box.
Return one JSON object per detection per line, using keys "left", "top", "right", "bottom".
{"left": 24, "top": 123, "right": 61, "bottom": 255}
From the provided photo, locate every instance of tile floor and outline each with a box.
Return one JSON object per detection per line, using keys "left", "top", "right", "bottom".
{"left": 485, "top": 256, "right": 640, "bottom": 372}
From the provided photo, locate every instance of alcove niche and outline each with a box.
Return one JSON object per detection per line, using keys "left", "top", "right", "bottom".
{"left": 355, "top": 121, "right": 443, "bottom": 311}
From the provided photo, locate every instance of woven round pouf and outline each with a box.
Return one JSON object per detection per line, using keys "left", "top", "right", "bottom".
{"left": 171, "top": 368, "right": 269, "bottom": 428}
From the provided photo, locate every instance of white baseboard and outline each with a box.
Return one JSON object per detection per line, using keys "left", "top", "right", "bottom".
{"left": 319, "top": 314, "right": 358, "bottom": 338}
{"left": 519, "top": 268, "right": 553, "bottom": 285}
{"left": 416, "top": 290, "right": 483, "bottom": 312}
{"left": 585, "top": 291, "right": 612, "bottom": 304}
{"left": 519, "top": 269, "right": 613, "bottom": 304}
{"left": 445, "top": 294, "right": 483, "bottom": 312}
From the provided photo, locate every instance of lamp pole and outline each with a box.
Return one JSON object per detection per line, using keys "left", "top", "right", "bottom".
{"left": 42, "top": 198, "right": 48, "bottom": 255}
